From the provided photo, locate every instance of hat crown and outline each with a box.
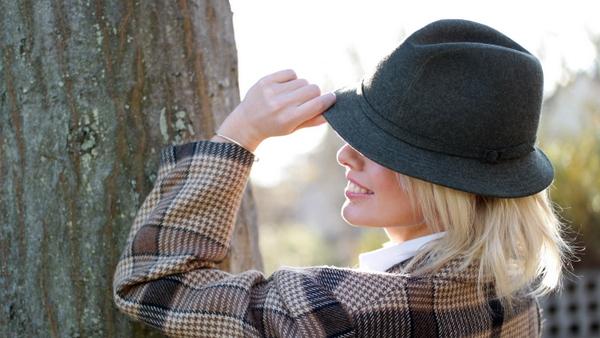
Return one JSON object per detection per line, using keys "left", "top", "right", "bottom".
{"left": 361, "top": 19, "right": 544, "bottom": 163}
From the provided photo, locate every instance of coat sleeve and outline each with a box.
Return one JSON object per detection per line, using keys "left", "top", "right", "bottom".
{"left": 112, "top": 140, "right": 358, "bottom": 338}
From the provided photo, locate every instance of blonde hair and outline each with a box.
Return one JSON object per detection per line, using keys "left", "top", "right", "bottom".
{"left": 394, "top": 172, "right": 576, "bottom": 310}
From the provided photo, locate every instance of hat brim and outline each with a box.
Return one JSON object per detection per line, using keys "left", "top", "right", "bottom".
{"left": 322, "top": 83, "right": 555, "bottom": 198}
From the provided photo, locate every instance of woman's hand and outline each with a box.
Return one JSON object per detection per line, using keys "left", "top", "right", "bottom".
{"left": 215, "top": 69, "right": 336, "bottom": 152}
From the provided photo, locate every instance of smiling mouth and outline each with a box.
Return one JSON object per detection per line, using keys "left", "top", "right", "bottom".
{"left": 346, "top": 180, "right": 374, "bottom": 194}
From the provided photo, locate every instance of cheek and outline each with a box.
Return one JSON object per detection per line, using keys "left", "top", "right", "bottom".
{"left": 372, "top": 172, "right": 403, "bottom": 202}
{"left": 371, "top": 175, "right": 419, "bottom": 222}
{"left": 373, "top": 192, "right": 413, "bottom": 221}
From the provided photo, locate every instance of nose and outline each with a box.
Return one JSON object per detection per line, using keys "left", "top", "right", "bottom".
{"left": 336, "top": 143, "right": 365, "bottom": 169}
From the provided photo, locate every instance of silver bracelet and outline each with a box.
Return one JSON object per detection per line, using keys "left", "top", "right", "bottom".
{"left": 215, "top": 133, "right": 259, "bottom": 162}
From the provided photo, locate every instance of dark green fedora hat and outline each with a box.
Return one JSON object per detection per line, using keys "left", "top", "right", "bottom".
{"left": 323, "top": 18, "right": 554, "bottom": 198}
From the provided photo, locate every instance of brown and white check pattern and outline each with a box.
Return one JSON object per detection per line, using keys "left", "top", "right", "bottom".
{"left": 113, "top": 140, "right": 543, "bottom": 337}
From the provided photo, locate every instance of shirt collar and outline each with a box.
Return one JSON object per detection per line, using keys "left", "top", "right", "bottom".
{"left": 358, "top": 231, "right": 447, "bottom": 272}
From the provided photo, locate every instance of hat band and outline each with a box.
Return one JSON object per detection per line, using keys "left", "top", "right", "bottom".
{"left": 357, "top": 81, "right": 535, "bottom": 164}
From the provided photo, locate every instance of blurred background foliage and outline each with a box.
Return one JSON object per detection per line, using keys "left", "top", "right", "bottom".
{"left": 543, "top": 84, "right": 600, "bottom": 268}
{"left": 253, "top": 37, "right": 600, "bottom": 277}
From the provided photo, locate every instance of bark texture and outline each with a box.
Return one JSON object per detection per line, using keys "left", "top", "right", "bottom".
{"left": 0, "top": 1, "right": 263, "bottom": 336}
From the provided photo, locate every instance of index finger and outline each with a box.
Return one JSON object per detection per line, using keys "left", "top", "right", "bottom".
{"left": 262, "top": 69, "right": 297, "bottom": 84}
{"left": 294, "top": 92, "right": 336, "bottom": 123}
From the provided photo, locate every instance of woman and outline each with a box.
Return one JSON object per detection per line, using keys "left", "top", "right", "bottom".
{"left": 113, "top": 19, "right": 573, "bottom": 337}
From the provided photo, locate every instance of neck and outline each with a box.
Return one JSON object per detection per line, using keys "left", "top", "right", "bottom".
{"left": 384, "top": 222, "right": 433, "bottom": 244}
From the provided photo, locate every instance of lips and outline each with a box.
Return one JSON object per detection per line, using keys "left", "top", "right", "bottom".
{"left": 346, "top": 176, "right": 373, "bottom": 193}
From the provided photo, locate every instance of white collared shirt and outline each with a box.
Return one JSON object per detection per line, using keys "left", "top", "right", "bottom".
{"left": 358, "top": 231, "right": 447, "bottom": 272}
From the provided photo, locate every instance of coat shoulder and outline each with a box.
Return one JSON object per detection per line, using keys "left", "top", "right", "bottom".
{"left": 279, "top": 256, "right": 540, "bottom": 337}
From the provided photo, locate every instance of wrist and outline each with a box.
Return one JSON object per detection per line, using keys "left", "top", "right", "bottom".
{"left": 216, "top": 122, "right": 262, "bottom": 153}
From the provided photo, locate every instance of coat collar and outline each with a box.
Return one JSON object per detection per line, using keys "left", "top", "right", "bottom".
{"left": 358, "top": 232, "right": 447, "bottom": 272}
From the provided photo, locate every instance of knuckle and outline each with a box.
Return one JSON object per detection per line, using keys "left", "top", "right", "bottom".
{"left": 308, "top": 84, "right": 321, "bottom": 95}
{"left": 262, "top": 86, "right": 275, "bottom": 97}
{"left": 267, "top": 98, "right": 281, "bottom": 110}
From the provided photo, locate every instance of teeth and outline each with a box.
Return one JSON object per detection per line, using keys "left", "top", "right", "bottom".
{"left": 348, "top": 181, "right": 372, "bottom": 194}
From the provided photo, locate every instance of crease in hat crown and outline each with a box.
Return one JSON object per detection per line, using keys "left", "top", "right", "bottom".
{"left": 322, "top": 18, "right": 554, "bottom": 198}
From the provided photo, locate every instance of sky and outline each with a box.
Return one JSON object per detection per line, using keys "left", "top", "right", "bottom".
{"left": 228, "top": 0, "right": 600, "bottom": 187}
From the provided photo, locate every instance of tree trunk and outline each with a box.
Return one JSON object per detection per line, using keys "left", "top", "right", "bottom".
{"left": 0, "top": 1, "right": 263, "bottom": 336}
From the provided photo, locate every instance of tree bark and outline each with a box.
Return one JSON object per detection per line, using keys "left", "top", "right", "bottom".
{"left": 0, "top": 1, "right": 263, "bottom": 336}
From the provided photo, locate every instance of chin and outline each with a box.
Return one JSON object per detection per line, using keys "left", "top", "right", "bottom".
{"left": 340, "top": 206, "right": 378, "bottom": 228}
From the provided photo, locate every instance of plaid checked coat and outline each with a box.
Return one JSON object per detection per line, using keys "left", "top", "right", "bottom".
{"left": 113, "top": 140, "right": 543, "bottom": 337}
